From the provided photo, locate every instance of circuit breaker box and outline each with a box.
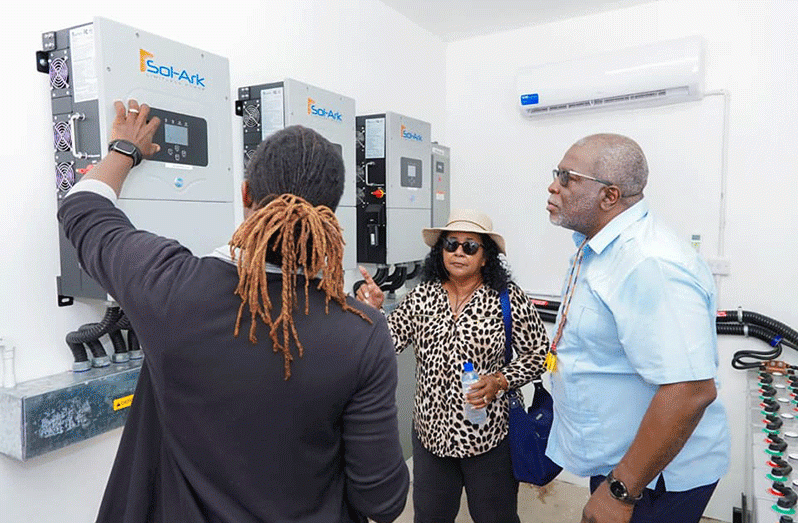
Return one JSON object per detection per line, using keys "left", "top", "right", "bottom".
{"left": 235, "top": 79, "right": 357, "bottom": 270}
{"left": 38, "top": 17, "right": 234, "bottom": 303}
{"left": 356, "top": 113, "right": 431, "bottom": 265}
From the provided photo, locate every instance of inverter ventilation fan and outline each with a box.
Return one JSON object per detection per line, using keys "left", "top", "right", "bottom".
{"left": 56, "top": 162, "right": 75, "bottom": 191}
{"left": 53, "top": 121, "right": 71, "bottom": 151}
{"left": 49, "top": 56, "right": 69, "bottom": 89}
{"left": 242, "top": 102, "right": 260, "bottom": 128}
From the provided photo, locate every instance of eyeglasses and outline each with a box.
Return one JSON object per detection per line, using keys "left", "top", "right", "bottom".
{"left": 442, "top": 237, "right": 483, "bottom": 255}
{"left": 552, "top": 168, "right": 613, "bottom": 188}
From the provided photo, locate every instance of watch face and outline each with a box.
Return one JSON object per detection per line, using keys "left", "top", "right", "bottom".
{"left": 609, "top": 479, "right": 627, "bottom": 499}
{"left": 115, "top": 141, "right": 136, "bottom": 154}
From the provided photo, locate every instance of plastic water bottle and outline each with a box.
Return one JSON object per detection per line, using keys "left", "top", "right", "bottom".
{"left": 462, "top": 361, "right": 486, "bottom": 425}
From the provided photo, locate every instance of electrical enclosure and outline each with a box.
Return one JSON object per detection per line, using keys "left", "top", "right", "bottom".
{"left": 235, "top": 79, "right": 357, "bottom": 270}
{"left": 356, "top": 112, "right": 431, "bottom": 265}
{"left": 40, "top": 17, "right": 234, "bottom": 303}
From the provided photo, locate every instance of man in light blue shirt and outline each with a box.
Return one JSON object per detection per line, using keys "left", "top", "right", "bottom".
{"left": 544, "top": 134, "right": 730, "bottom": 523}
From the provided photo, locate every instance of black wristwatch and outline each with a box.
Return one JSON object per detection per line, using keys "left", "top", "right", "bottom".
{"left": 108, "top": 139, "right": 143, "bottom": 167}
{"left": 606, "top": 470, "right": 642, "bottom": 505}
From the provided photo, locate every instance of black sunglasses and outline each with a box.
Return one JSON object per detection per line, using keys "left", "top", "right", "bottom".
{"left": 442, "top": 237, "right": 483, "bottom": 255}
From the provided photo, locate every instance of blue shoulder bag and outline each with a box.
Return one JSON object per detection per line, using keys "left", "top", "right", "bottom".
{"left": 499, "top": 288, "right": 562, "bottom": 486}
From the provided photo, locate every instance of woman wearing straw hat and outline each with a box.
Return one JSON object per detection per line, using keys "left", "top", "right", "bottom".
{"left": 357, "top": 208, "right": 549, "bottom": 523}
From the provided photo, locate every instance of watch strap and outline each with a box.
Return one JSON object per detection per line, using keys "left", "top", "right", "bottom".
{"left": 108, "top": 139, "right": 143, "bottom": 167}
{"left": 606, "top": 470, "right": 642, "bottom": 505}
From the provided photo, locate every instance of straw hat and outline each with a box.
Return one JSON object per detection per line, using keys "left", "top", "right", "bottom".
{"left": 422, "top": 209, "right": 506, "bottom": 254}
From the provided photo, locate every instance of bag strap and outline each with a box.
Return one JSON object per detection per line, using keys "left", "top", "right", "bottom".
{"left": 499, "top": 287, "right": 512, "bottom": 365}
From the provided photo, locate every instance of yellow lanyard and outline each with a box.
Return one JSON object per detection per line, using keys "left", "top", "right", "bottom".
{"left": 545, "top": 238, "right": 588, "bottom": 372}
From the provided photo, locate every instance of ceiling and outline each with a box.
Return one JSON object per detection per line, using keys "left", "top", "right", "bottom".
{"left": 378, "top": 0, "right": 658, "bottom": 42}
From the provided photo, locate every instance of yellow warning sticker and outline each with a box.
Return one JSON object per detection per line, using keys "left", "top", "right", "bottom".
{"left": 113, "top": 394, "right": 134, "bottom": 411}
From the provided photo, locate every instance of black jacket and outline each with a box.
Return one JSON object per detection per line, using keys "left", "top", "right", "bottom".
{"left": 59, "top": 191, "right": 409, "bottom": 523}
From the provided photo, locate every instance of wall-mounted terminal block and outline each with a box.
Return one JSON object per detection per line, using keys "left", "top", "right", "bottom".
{"left": 0, "top": 361, "right": 141, "bottom": 461}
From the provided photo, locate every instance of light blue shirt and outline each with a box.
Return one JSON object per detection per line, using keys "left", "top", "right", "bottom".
{"left": 545, "top": 200, "right": 730, "bottom": 491}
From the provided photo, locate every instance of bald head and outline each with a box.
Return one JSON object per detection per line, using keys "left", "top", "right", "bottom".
{"left": 571, "top": 134, "right": 648, "bottom": 200}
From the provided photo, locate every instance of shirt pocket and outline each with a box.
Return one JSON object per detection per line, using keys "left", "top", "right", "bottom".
{"left": 570, "top": 304, "right": 625, "bottom": 370}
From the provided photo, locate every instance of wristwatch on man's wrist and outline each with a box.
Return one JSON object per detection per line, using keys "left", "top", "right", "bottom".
{"left": 108, "top": 139, "right": 143, "bottom": 167}
{"left": 606, "top": 470, "right": 642, "bottom": 505}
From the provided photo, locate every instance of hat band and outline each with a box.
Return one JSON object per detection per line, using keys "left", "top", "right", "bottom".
{"left": 445, "top": 219, "right": 489, "bottom": 232}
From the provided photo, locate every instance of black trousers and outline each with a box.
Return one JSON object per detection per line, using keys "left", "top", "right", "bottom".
{"left": 589, "top": 474, "right": 718, "bottom": 523}
{"left": 412, "top": 429, "right": 520, "bottom": 523}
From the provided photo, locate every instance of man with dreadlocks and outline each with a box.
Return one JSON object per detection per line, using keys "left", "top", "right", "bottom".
{"left": 58, "top": 99, "right": 409, "bottom": 522}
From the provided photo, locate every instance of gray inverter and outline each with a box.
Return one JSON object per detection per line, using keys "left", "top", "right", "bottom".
{"left": 37, "top": 17, "right": 234, "bottom": 304}
{"left": 356, "top": 113, "right": 431, "bottom": 265}
{"left": 235, "top": 79, "right": 357, "bottom": 271}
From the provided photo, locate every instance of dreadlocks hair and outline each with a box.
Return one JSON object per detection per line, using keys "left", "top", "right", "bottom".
{"left": 421, "top": 233, "right": 512, "bottom": 293}
{"left": 230, "top": 125, "right": 370, "bottom": 380}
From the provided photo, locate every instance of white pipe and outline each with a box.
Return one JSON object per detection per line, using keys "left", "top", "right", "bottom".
{"left": 702, "top": 89, "right": 730, "bottom": 302}
{"left": 2, "top": 341, "right": 15, "bottom": 388}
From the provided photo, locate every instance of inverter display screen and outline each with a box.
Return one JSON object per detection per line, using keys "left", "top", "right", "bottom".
{"left": 164, "top": 123, "right": 188, "bottom": 146}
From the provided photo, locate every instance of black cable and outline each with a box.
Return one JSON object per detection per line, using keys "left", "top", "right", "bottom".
{"left": 529, "top": 297, "right": 798, "bottom": 370}
{"left": 720, "top": 323, "right": 784, "bottom": 370}
{"left": 717, "top": 309, "right": 798, "bottom": 347}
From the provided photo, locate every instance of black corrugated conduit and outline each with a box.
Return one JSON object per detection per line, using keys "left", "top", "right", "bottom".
{"left": 527, "top": 297, "right": 797, "bottom": 371}
{"left": 380, "top": 266, "right": 407, "bottom": 293}
{"left": 65, "top": 306, "right": 142, "bottom": 371}
{"left": 353, "top": 266, "right": 391, "bottom": 296}
{"left": 113, "top": 312, "right": 142, "bottom": 359}
{"left": 717, "top": 309, "right": 798, "bottom": 370}
{"left": 65, "top": 306, "right": 121, "bottom": 371}
{"left": 406, "top": 262, "right": 422, "bottom": 281}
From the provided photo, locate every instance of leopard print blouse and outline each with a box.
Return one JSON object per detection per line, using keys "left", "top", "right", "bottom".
{"left": 387, "top": 280, "right": 549, "bottom": 458}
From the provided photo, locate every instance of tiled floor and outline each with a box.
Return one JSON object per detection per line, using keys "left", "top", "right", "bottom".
{"left": 391, "top": 478, "right": 727, "bottom": 523}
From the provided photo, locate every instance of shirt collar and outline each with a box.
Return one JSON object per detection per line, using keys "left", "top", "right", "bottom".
{"left": 207, "top": 245, "right": 284, "bottom": 274}
{"left": 572, "top": 199, "right": 649, "bottom": 255}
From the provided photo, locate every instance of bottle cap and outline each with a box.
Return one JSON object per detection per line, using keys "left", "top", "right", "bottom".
{"left": 463, "top": 361, "right": 474, "bottom": 372}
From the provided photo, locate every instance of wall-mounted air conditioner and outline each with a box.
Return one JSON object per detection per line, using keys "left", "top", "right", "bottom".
{"left": 516, "top": 36, "right": 705, "bottom": 117}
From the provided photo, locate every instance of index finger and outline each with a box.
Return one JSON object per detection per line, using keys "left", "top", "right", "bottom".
{"left": 358, "top": 265, "right": 376, "bottom": 286}
{"left": 113, "top": 100, "right": 127, "bottom": 122}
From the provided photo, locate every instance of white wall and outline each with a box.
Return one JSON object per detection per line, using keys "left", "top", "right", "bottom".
{"left": 0, "top": 1, "right": 446, "bottom": 521}
{"left": 445, "top": 0, "right": 798, "bottom": 520}
{"left": 4, "top": 0, "right": 797, "bottom": 521}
